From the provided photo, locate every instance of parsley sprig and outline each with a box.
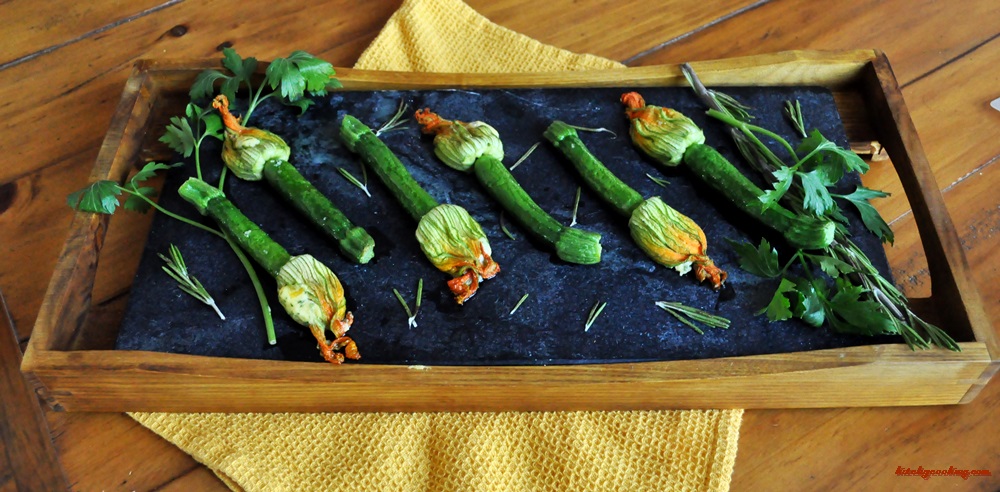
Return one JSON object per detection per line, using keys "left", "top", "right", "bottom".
{"left": 682, "top": 64, "right": 958, "bottom": 351}
{"left": 191, "top": 48, "right": 341, "bottom": 125}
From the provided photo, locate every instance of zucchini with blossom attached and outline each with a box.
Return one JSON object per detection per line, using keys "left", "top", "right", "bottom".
{"left": 213, "top": 95, "right": 375, "bottom": 264}
{"left": 339, "top": 114, "right": 500, "bottom": 304}
{"left": 544, "top": 121, "right": 726, "bottom": 289}
{"left": 620, "top": 92, "right": 835, "bottom": 251}
{"left": 178, "top": 177, "right": 360, "bottom": 364}
{"left": 415, "top": 109, "right": 602, "bottom": 265}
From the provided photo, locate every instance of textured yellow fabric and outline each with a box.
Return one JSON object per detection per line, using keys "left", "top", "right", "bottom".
{"left": 355, "top": 0, "right": 623, "bottom": 72}
{"left": 131, "top": 1, "right": 743, "bottom": 490}
{"left": 131, "top": 410, "right": 742, "bottom": 492}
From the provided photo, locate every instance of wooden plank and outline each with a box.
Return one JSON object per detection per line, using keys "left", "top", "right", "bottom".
{"left": 0, "top": 290, "right": 68, "bottom": 491}
{"left": 23, "top": 343, "right": 990, "bottom": 412}
{"left": 734, "top": 343, "right": 1000, "bottom": 490}
{"left": 628, "top": 0, "right": 1000, "bottom": 86}
{"left": 0, "top": 0, "right": 404, "bottom": 185}
{"left": 0, "top": 0, "right": 172, "bottom": 68}
{"left": 860, "top": 54, "right": 994, "bottom": 353}
{"left": 626, "top": 0, "right": 1000, "bottom": 226}
{"left": 45, "top": 412, "right": 211, "bottom": 492}
{"left": 0, "top": 151, "right": 156, "bottom": 342}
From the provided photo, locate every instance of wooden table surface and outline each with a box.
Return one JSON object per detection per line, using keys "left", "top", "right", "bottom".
{"left": 2, "top": 0, "right": 998, "bottom": 490}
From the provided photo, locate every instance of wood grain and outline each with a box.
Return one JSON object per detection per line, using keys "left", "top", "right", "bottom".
{"left": 0, "top": 290, "right": 67, "bottom": 491}
{"left": 2, "top": 0, "right": 999, "bottom": 491}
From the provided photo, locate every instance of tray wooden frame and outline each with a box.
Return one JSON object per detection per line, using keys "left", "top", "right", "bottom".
{"left": 22, "top": 50, "right": 997, "bottom": 412}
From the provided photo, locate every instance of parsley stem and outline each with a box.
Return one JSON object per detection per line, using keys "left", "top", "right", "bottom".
{"left": 118, "top": 187, "right": 223, "bottom": 238}
{"left": 224, "top": 232, "right": 277, "bottom": 344}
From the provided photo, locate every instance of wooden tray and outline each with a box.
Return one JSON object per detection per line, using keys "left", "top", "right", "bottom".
{"left": 22, "top": 50, "right": 997, "bottom": 412}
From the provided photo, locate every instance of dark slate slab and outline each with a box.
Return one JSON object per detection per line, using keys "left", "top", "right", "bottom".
{"left": 114, "top": 86, "right": 896, "bottom": 365}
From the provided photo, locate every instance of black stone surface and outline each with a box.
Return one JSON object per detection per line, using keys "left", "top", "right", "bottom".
{"left": 115, "top": 86, "right": 897, "bottom": 365}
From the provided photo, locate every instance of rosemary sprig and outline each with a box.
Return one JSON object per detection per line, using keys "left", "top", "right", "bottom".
{"left": 656, "top": 301, "right": 730, "bottom": 334}
{"left": 509, "top": 141, "right": 541, "bottom": 171}
{"left": 375, "top": 100, "right": 410, "bottom": 136}
{"left": 392, "top": 278, "right": 424, "bottom": 328}
{"left": 646, "top": 173, "right": 671, "bottom": 188}
{"left": 569, "top": 186, "right": 582, "bottom": 227}
{"left": 337, "top": 166, "right": 371, "bottom": 197}
{"left": 159, "top": 244, "right": 225, "bottom": 320}
{"left": 784, "top": 100, "right": 807, "bottom": 138}
{"left": 584, "top": 300, "right": 608, "bottom": 332}
{"left": 509, "top": 293, "right": 530, "bottom": 315}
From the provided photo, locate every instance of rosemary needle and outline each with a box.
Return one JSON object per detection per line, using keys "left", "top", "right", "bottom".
{"left": 158, "top": 244, "right": 225, "bottom": 320}
{"left": 584, "top": 300, "right": 608, "bottom": 332}
{"left": 509, "top": 141, "right": 541, "bottom": 171}
{"left": 500, "top": 211, "right": 517, "bottom": 240}
{"left": 569, "top": 186, "right": 581, "bottom": 227}
{"left": 411, "top": 278, "right": 423, "bottom": 328}
{"left": 645, "top": 173, "right": 670, "bottom": 188}
{"left": 565, "top": 124, "right": 617, "bottom": 138}
{"left": 509, "top": 293, "right": 529, "bottom": 315}
{"left": 393, "top": 288, "right": 414, "bottom": 318}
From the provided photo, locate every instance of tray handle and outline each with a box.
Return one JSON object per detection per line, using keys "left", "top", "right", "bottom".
{"left": 861, "top": 52, "right": 997, "bottom": 396}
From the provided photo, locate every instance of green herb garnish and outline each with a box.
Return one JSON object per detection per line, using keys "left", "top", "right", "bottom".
{"left": 656, "top": 301, "right": 730, "bottom": 334}
{"left": 509, "top": 293, "right": 530, "bottom": 315}
{"left": 375, "top": 100, "right": 410, "bottom": 136}
{"left": 584, "top": 300, "right": 608, "bottom": 332}
{"left": 337, "top": 166, "right": 372, "bottom": 197}
{"left": 508, "top": 141, "right": 541, "bottom": 171}
{"left": 569, "top": 186, "right": 582, "bottom": 227}
{"left": 681, "top": 64, "right": 957, "bottom": 350}
{"left": 191, "top": 48, "right": 341, "bottom": 124}
{"left": 392, "top": 279, "right": 424, "bottom": 328}
{"left": 784, "top": 100, "right": 807, "bottom": 138}
{"left": 645, "top": 173, "right": 671, "bottom": 188}
{"left": 159, "top": 244, "right": 224, "bottom": 320}
{"left": 500, "top": 211, "right": 517, "bottom": 240}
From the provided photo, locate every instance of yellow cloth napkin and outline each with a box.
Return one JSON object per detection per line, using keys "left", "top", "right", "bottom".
{"left": 132, "top": 0, "right": 743, "bottom": 490}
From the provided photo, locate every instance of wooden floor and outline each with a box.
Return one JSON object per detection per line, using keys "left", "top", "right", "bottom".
{"left": 2, "top": 0, "right": 998, "bottom": 490}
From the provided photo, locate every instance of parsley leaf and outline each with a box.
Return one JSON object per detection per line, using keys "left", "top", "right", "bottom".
{"left": 798, "top": 169, "right": 835, "bottom": 215}
{"left": 759, "top": 278, "right": 796, "bottom": 321}
{"left": 161, "top": 115, "right": 197, "bottom": 157}
{"left": 823, "top": 279, "right": 897, "bottom": 335}
{"left": 67, "top": 181, "right": 121, "bottom": 214}
{"left": 265, "top": 51, "right": 337, "bottom": 102}
{"left": 808, "top": 254, "right": 855, "bottom": 278}
{"left": 797, "top": 130, "right": 869, "bottom": 183}
{"left": 791, "top": 277, "right": 827, "bottom": 327}
{"left": 131, "top": 162, "right": 182, "bottom": 186}
{"left": 729, "top": 238, "right": 782, "bottom": 277}
{"left": 190, "top": 70, "right": 231, "bottom": 102}
{"left": 759, "top": 167, "right": 794, "bottom": 210}
{"left": 836, "top": 186, "right": 894, "bottom": 244}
